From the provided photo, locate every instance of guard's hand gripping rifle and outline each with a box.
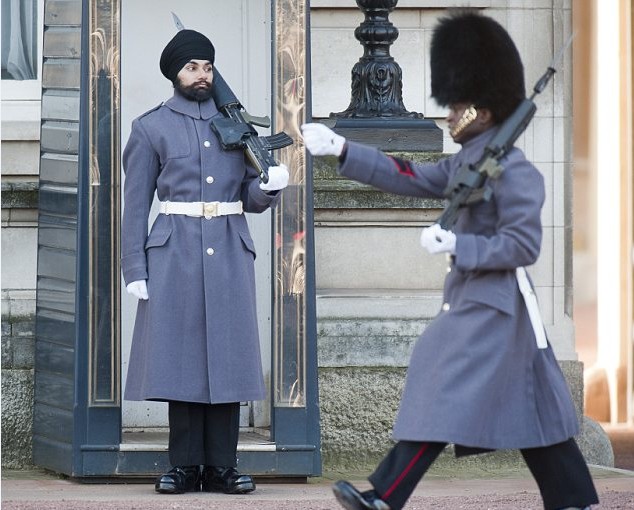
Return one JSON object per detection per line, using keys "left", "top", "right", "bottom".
{"left": 210, "top": 68, "right": 293, "bottom": 184}
{"left": 436, "top": 35, "right": 573, "bottom": 230}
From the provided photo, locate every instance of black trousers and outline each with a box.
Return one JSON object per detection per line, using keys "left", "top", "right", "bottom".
{"left": 368, "top": 438, "right": 599, "bottom": 510}
{"left": 167, "top": 401, "right": 240, "bottom": 467}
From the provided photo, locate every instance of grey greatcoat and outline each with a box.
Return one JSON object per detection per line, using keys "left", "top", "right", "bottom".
{"left": 339, "top": 129, "right": 579, "bottom": 451}
{"left": 121, "top": 90, "right": 280, "bottom": 404}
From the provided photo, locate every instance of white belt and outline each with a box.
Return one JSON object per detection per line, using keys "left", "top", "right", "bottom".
{"left": 516, "top": 267, "right": 547, "bottom": 349}
{"left": 159, "top": 200, "right": 243, "bottom": 219}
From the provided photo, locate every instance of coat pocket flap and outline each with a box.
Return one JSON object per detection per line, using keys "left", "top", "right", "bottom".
{"left": 238, "top": 229, "right": 257, "bottom": 258}
{"left": 145, "top": 227, "right": 172, "bottom": 249}
{"left": 464, "top": 272, "right": 515, "bottom": 316}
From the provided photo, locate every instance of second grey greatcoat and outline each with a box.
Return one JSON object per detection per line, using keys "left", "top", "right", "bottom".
{"left": 121, "top": 90, "right": 280, "bottom": 404}
{"left": 338, "top": 129, "right": 579, "bottom": 451}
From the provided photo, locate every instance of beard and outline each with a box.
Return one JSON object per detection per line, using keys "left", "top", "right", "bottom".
{"left": 175, "top": 78, "right": 213, "bottom": 102}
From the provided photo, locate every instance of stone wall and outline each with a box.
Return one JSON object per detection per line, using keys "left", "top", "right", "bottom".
{"left": 1, "top": 120, "right": 40, "bottom": 469}
{"left": 1, "top": 295, "right": 36, "bottom": 469}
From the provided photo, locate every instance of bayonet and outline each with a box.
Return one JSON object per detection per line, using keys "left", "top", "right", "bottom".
{"left": 171, "top": 12, "right": 185, "bottom": 31}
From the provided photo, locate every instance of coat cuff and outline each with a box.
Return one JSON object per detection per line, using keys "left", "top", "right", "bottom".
{"left": 454, "top": 234, "right": 478, "bottom": 272}
{"left": 121, "top": 253, "right": 148, "bottom": 286}
{"left": 254, "top": 184, "right": 282, "bottom": 208}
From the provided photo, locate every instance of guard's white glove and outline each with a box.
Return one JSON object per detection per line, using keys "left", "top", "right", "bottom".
{"left": 126, "top": 279, "right": 149, "bottom": 300}
{"left": 420, "top": 224, "right": 456, "bottom": 255}
{"left": 260, "top": 163, "right": 289, "bottom": 191}
{"left": 300, "top": 123, "right": 346, "bottom": 157}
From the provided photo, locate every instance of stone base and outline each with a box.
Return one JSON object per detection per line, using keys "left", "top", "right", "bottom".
{"left": 1, "top": 369, "right": 34, "bottom": 469}
{"left": 326, "top": 117, "right": 443, "bottom": 152}
{"left": 318, "top": 363, "right": 614, "bottom": 472}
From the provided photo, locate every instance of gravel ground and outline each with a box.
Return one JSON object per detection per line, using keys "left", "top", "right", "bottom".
{"left": 2, "top": 491, "right": 634, "bottom": 510}
{"left": 3, "top": 467, "right": 634, "bottom": 510}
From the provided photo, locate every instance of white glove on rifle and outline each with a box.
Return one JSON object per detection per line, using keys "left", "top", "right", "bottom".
{"left": 420, "top": 224, "right": 456, "bottom": 255}
{"left": 126, "top": 279, "right": 149, "bottom": 300}
{"left": 260, "top": 163, "right": 289, "bottom": 191}
{"left": 300, "top": 123, "right": 346, "bottom": 157}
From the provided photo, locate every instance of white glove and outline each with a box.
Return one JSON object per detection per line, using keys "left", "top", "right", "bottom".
{"left": 300, "top": 123, "right": 346, "bottom": 157}
{"left": 420, "top": 224, "right": 456, "bottom": 255}
{"left": 126, "top": 279, "right": 149, "bottom": 300}
{"left": 260, "top": 163, "right": 289, "bottom": 191}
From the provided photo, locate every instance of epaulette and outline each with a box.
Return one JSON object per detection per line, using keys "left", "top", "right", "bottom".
{"left": 137, "top": 102, "right": 164, "bottom": 120}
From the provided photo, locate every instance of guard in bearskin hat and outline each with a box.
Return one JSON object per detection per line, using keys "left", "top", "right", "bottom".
{"left": 121, "top": 28, "right": 289, "bottom": 496}
{"left": 301, "top": 10, "right": 598, "bottom": 510}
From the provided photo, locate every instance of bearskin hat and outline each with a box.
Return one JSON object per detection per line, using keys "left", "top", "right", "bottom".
{"left": 430, "top": 10, "right": 525, "bottom": 122}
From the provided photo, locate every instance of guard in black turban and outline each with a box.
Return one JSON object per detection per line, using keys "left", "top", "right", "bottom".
{"left": 430, "top": 10, "right": 525, "bottom": 123}
{"left": 159, "top": 29, "right": 215, "bottom": 82}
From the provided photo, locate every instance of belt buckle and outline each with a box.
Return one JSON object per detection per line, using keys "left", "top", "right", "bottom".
{"left": 203, "top": 202, "right": 218, "bottom": 219}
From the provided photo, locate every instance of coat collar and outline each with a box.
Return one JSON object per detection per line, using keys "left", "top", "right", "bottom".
{"left": 164, "top": 88, "right": 219, "bottom": 120}
{"left": 460, "top": 126, "right": 498, "bottom": 153}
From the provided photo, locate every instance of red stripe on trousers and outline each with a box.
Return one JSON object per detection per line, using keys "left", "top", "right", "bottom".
{"left": 382, "top": 443, "right": 430, "bottom": 500}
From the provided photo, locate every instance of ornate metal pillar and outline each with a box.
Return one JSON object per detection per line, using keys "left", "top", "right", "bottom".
{"left": 331, "top": 0, "right": 417, "bottom": 119}
{"left": 330, "top": 0, "right": 442, "bottom": 151}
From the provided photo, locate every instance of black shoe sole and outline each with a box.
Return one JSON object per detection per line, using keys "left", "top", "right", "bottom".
{"left": 155, "top": 482, "right": 200, "bottom": 494}
{"left": 203, "top": 481, "right": 256, "bottom": 494}
{"left": 155, "top": 482, "right": 183, "bottom": 494}
{"left": 332, "top": 481, "right": 368, "bottom": 510}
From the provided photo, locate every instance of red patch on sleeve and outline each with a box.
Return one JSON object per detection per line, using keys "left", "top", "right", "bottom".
{"left": 389, "top": 156, "right": 415, "bottom": 177}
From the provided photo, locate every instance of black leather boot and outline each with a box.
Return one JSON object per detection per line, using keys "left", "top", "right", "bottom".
{"left": 155, "top": 465, "right": 201, "bottom": 494}
{"left": 332, "top": 480, "right": 391, "bottom": 510}
{"left": 201, "top": 466, "right": 256, "bottom": 494}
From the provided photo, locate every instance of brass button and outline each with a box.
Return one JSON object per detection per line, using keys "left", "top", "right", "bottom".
{"left": 442, "top": 303, "right": 450, "bottom": 311}
{"left": 203, "top": 140, "right": 211, "bottom": 148}
{"left": 206, "top": 176, "right": 214, "bottom": 184}
{"left": 206, "top": 248, "right": 215, "bottom": 255}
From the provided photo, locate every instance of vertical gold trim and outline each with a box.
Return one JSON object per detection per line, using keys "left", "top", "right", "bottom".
{"left": 273, "top": 0, "right": 308, "bottom": 407}
{"left": 88, "top": 0, "right": 121, "bottom": 406}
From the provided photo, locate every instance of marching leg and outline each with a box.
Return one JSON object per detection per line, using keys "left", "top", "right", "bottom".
{"left": 333, "top": 441, "right": 446, "bottom": 510}
{"left": 521, "top": 438, "right": 599, "bottom": 510}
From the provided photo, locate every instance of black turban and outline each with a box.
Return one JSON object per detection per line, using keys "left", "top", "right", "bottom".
{"left": 430, "top": 10, "right": 525, "bottom": 123}
{"left": 159, "top": 29, "right": 215, "bottom": 82}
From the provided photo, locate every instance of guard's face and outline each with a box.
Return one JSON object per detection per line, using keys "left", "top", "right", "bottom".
{"left": 175, "top": 59, "right": 214, "bottom": 101}
{"left": 446, "top": 103, "right": 492, "bottom": 144}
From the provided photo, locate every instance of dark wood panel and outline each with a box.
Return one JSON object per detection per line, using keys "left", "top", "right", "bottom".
{"left": 38, "top": 218, "right": 77, "bottom": 251}
{"left": 41, "top": 121, "right": 80, "bottom": 154}
{"left": 33, "top": 403, "right": 74, "bottom": 444}
{"left": 44, "top": 27, "right": 81, "bottom": 57}
{"left": 43, "top": 59, "right": 81, "bottom": 89}
{"left": 37, "top": 282, "right": 76, "bottom": 315}
{"left": 37, "top": 246, "right": 77, "bottom": 282}
{"left": 36, "top": 313, "right": 76, "bottom": 347}
{"left": 41, "top": 90, "right": 80, "bottom": 122}
{"left": 36, "top": 339, "right": 75, "bottom": 376}
{"left": 32, "top": 435, "right": 74, "bottom": 475}
{"left": 35, "top": 371, "right": 74, "bottom": 410}
{"left": 38, "top": 186, "right": 78, "bottom": 216}
{"left": 40, "top": 152, "right": 79, "bottom": 185}
{"left": 44, "top": 0, "right": 82, "bottom": 26}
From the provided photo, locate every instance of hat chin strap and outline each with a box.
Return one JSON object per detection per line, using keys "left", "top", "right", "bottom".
{"left": 450, "top": 105, "right": 478, "bottom": 138}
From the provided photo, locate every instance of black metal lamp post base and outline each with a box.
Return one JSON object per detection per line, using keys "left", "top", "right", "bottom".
{"left": 329, "top": 0, "right": 442, "bottom": 152}
{"left": 331, "top": 117, "right": 442, "bottom": 152}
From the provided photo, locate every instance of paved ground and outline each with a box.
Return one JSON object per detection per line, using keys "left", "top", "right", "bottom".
{"left": 3, "top": 465, "right": 634, "bottom": 509}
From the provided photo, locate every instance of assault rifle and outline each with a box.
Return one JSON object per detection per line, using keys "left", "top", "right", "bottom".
{"left": 436, "top": 35, "right": 573, "bottom": 230}
{"left": 210, "top": 68, "right": 293, "bottom": 184}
